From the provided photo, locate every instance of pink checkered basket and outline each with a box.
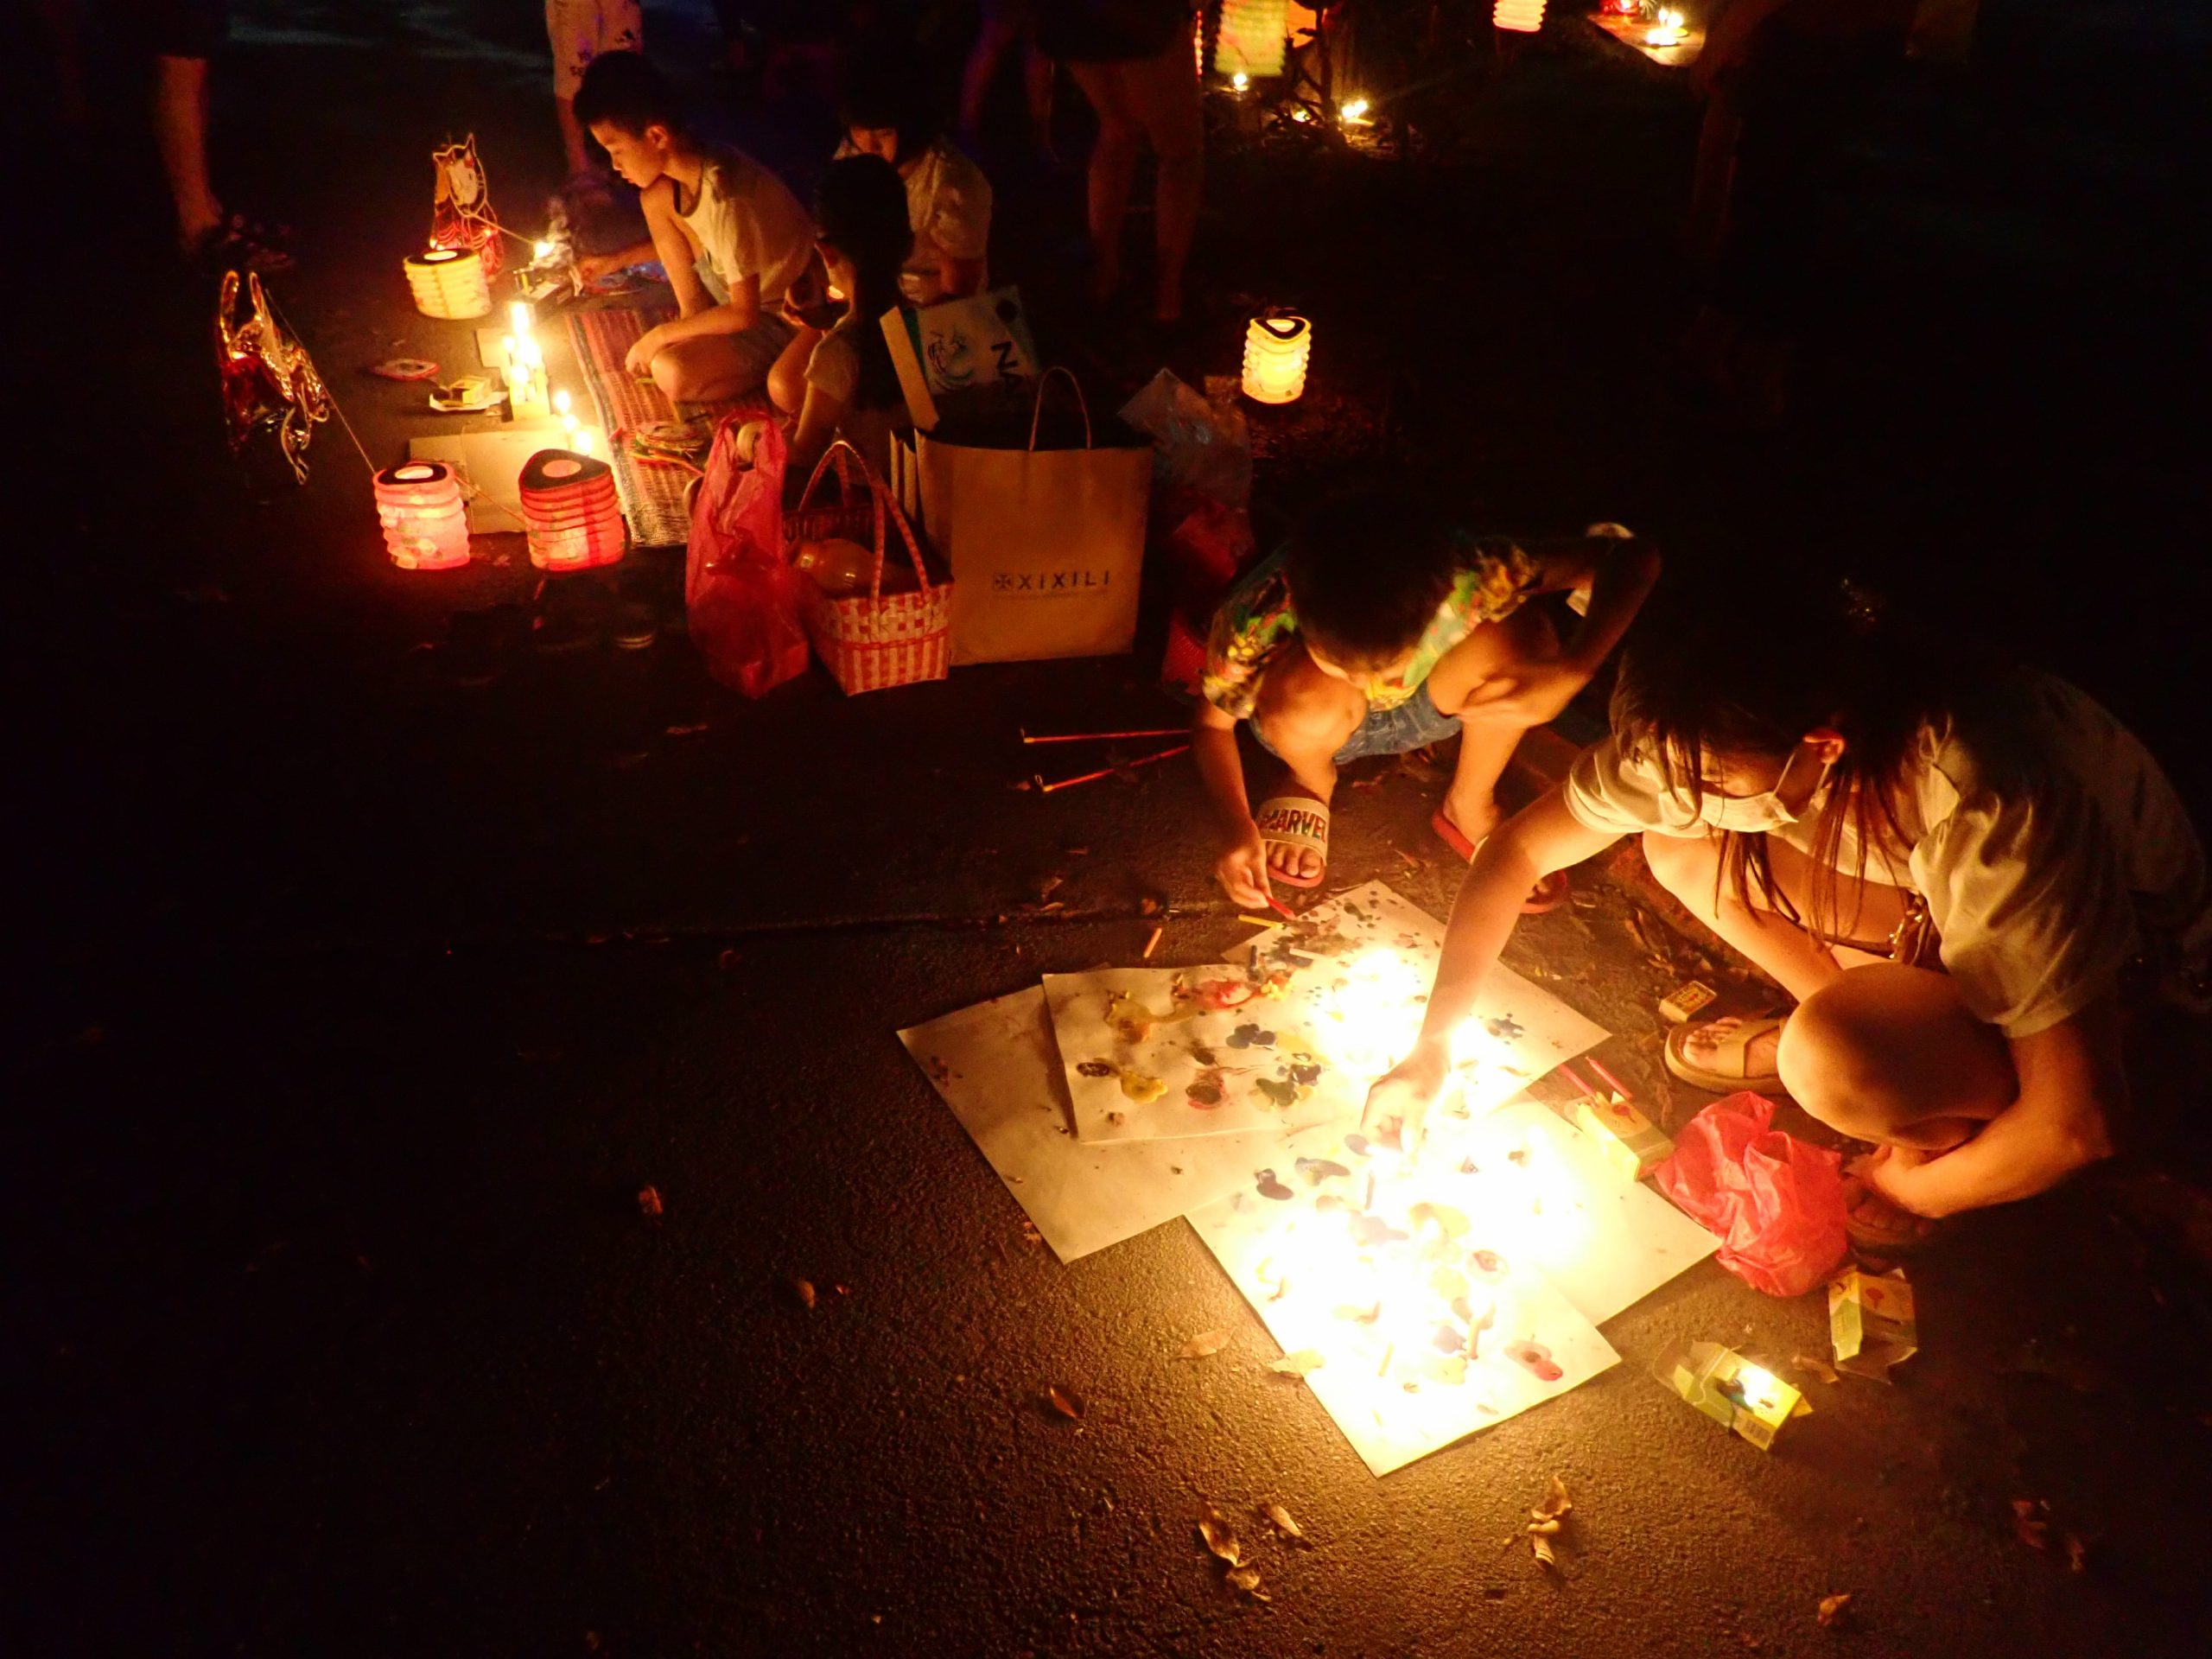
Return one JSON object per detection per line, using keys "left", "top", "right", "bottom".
{"left": 789, "top": 441, "right": 950, "bottom": 696}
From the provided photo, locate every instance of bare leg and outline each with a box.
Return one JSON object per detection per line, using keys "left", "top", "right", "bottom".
{"left": 155, "top": 54, "right": 222, "bottom": 249}
{"left": 959, "top": 15, "right": 1020, "bottom": 137}
{"left": 651, "top": 331, "right": 779, "bottom": 404}
{"left": 1778, "top": 963, "right": 2015, "bottom": 1150}
{"left": 1065, "top": 59, "right": 1138, "bottom": 302}
{"left": 1431, "top": 604, "right": 1562, "bottom": 846}
{"left": 556, "top": 96, "right": 589, "bottom": 175}
{"left": 1118, "top": 36, "right": 1204, "bottom": 322}
{"left": 765, "top": 328, "right": 816, "bottom": 415}
{"left": 1249, "top": 644, "right": 1367, "bottom": 885}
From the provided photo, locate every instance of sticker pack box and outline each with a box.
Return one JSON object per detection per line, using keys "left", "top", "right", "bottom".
{"left": 1828, "top": 1267, "right": 1917, "bottom": 1382}
{"left": 1654, "top": 1339, "right": 1812, "bottom": 1451}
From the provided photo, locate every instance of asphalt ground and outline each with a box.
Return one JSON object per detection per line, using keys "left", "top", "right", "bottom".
{"left": 10, "top": 3, "right": 2212, "bottom": 1655}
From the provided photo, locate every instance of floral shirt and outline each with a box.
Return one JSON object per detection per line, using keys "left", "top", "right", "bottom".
{"left": 1201, "top": 537, "right": 1541, "bottom": 720}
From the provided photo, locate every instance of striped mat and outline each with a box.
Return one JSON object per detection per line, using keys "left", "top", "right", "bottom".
{"left": 563, "top": 306, "right": 772, "bottom": 548}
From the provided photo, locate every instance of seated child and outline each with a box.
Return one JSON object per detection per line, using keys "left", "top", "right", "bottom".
{"left": 768, "top": 155, "right": 916, "bottom": 487}
{"left": 546, "top": 0, "right": 642, "bottom": 175}
{"left": 835, "top": 53, "right": 994, "bottom": 306}
{"left": 1192, "top": 493, "right": 1660, "bottom": 909}
{"left": 573, "top": 51, "right": 819, "bottom": 404}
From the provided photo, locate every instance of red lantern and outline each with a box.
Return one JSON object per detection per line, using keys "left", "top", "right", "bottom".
{"left": 374, "top": 461, "right": 471, "bottom": 570}
{"left": 520, "top": 449, "right": 626, "bottom": 571}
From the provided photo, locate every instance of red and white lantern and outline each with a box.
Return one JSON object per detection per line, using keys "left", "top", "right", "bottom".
{"left": 373, "top": 461, "right": 471, "bottom": 570}
{"left": 520, "top": 449, "right": 626, "bottom": 572}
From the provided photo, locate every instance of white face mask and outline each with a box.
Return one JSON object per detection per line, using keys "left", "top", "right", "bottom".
{"left": 1696, "top": 747, "right": 1834, "bottom": 835}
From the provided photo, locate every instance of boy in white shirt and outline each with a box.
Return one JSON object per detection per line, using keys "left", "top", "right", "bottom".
{"left": 573, "top": 52, "right": 818, "bottom": 404}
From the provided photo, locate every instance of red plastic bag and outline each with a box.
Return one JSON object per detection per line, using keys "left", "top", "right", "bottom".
{"left": 686, "top": 415, "right": 809, "bottom": 697}
{"left": 1655, "top": 1092, "right": 1848, "bottom": 1297}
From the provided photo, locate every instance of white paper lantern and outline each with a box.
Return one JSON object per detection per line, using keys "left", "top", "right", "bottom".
{"left": 403, "top": 246, "right": 492, "bottom": 320}
{"left": 1217, "top": 0, "right": 1289, "bottom": 79}
{"left": 1493, "top": 0, "right": 1548, "bottom": 34}
{"left": 1242, "top": 315, "right": 1312, "bottom": 404}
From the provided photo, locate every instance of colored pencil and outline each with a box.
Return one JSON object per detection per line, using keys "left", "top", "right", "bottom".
{"left": 1036, "top": 744, "right": 1190, "bottom": 793}
{"left": 1020, "top": 726, "right": 1187, "bottom": 745}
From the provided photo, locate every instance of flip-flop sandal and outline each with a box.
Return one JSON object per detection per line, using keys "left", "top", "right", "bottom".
{"left": 1429, "top": 810, "right": 1571, "bottom": 914}
{"left": 1843, "top": 1179, "right": 1947, "bottom": 1255}
{"left": 1253, "top": 792, "right": 1330, "bottom": 891}
{"left": 1663, "top": 1014, "right": 1788, "bottom": 1094}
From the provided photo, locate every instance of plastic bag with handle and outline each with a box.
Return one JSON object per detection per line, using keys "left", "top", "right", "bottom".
{"left": 686, "top": 415, "right": 809, "bottom": 697}
{"left": 1655, "top": 1092, "right": 1848, "bottom": 1297}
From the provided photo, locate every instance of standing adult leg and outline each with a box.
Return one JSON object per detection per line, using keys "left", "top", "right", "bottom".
{"left": 1063, "top": 58, "right": 1140, "bottom": 303}
{"left": 1116, "top": 32, "right": 1204, "bottom": 322}
{"left": 154, "top": 51, "right": 220, "bottom": 252}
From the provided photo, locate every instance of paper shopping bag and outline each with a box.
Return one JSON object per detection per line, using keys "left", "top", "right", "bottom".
{"left": 915, "top": 368, "right": 1152, "bottom": 665}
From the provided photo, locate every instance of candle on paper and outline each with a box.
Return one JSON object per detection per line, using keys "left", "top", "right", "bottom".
{"left": 1644, "top": 8, "right": 1687, "bottom": 46}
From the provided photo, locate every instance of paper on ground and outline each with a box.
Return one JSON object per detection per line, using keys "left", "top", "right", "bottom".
{"left": 1241, "top": 881, "right": 1609, "bottom": 1113}
{"left": 1188, "top": 1129, "right": 1619, "bottom": 1476}
{"left": 1414, "top": 1096, "right": 1717, "bottom": 1325}
{"left": 899, "top": 988, "right": 1328, "bottom": 1262}
{"left": 1045, "top": 967, "right": 1355, "bottom": 1145}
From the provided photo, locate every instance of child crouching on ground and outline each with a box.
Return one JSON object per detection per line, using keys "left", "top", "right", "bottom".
{"left": 573, "top": 51, "right": 819, "bottom": 404}
{"left": 1192, "top": 492, "right": 1660, "bottom": 910}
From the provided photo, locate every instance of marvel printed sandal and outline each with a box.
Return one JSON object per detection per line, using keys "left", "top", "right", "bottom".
{"left": 1663, "top": 1014, "right": 1788, "bottom": 1094}
{"left": 1253, "top": 792, "right": 1331, "bottom": 891}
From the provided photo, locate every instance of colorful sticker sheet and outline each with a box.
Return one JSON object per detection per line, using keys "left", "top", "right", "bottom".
{"left": 1188, "top": 1128, "right": 1621, "bottom": 1476}
{"left": 1046, "top": 966, "right": 1357, "bottom": 1145}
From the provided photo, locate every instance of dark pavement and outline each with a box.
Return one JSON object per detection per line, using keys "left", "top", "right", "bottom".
{"left": 10, "top": 3, "right": 2212, "bottom": 1655}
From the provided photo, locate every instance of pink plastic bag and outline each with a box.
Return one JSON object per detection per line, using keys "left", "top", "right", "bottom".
{"left": 686, "top": 416, "right": 809, "bottom": 697}
{"left": 1655, "top": 1091, "right": 1848, "bottom": 1297}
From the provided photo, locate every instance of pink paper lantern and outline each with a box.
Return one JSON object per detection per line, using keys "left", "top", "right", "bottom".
{"left": 520, "top": 449, "right": 626, "bottom": 572}
{"left": 373, "top": 461, "right": 471, "bottom": 570}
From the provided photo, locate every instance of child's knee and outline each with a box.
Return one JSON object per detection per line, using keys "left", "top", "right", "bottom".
{"left": 651, "top": 353, "right": 693, "bottom": 404}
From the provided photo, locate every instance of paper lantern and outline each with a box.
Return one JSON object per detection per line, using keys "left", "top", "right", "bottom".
{"left": 404, "top": 246, "right": 491, "bottom": 320}
{"left": 520, "top": 449, "right": 626, "bottom": 572}
{"left": 1217, "top": 0, "right": 1288, "bottom": 79}
{"left": 373, "top": 461, "right": 472, "bottom": 571}
{"left": 1242, "top": 315, "right": 1312, "bottom": 404}
{"left": 1493, "top": 0, "right": 1548, "bottom": 33}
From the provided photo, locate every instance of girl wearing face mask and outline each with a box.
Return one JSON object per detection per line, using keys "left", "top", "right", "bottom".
{"left": 1366, "top": 577, "right": 2208, "bottom": 1249}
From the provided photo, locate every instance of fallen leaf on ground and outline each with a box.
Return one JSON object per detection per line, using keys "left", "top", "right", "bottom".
{"left": 1046, "top": 1385, "right": 1084, "bottom": 1420}
{"left": 1269, "top": 1349, "right": 1325, "bottom": 1376}
{"left": 2064, "top": 1534, "right": 2089, "bottom": 1574}
{"left": 1817, "top": 1593, "right": 1852, "bottom": 1628}
{"left": 2012, "top": 1499, "right": 2051, "bottom": 1551}
{"left": 1178, "top": 1329, "right": 1232, "bottom": 1359}
{"left": 1793, "top": 1352, "right": 1840, "bottom": 1384}
{"left": 1225, "top": 1564, "right": 1269, "bottom": 1601}
{"left": 636, "top": 1185, "right": 664, "bottom": 1217}
{"left": 1261, "top": 1501, "right": 1306, "bottom": 1542}
{"left": 1526, "top": 1517, "right": 1561, "bottom": 1536}
{"left": 1531, "top": 1534, "right": 1557, "bottom": 1571}
{"left": 664, "top": 722, "right": 708, "bottom": 737}
{"left": 1198, "top": 1506, "right": 1243, "bottom": 1566}
{"left": 783, "top": 1275, "right": 817, "bottom": 1309}
{"left": 717, "top": 948, "right": 741, "bottom": 971}
{"left": 1532, "top": 1473, "right": 1572, "bottom": 1522}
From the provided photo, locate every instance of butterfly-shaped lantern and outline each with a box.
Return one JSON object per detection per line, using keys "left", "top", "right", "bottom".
{"left": 215, "top": 269, "right": 332, "bottom": 484}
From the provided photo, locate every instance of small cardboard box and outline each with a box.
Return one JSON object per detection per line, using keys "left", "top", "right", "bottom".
{"left": 1572, "top": 1093, "right": 1675, "bottom": 1183}
{"left": 1829, "top": 1268, "right": 1917, "bottom": 1382}
{"left": 1658, "top": 981, "right": 1718, "bottom": 1024}
{"left": 1654, "top": 1339, "right": 1811, "bottom": 1452}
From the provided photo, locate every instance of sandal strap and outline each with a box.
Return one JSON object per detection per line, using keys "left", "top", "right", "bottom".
{"left": 1688, "top": 1014, "right": 1786, "bottom": 1078}
{"left": 1253, "top": 795, "right": 1330, "bottom": 855}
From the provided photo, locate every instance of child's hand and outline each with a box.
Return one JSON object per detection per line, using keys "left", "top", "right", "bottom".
{"left": 576, "top": 252, "right": 628, "bottom": 284}
{"left": 1214, "top": 823, "right": 1274, "bottom": 911}
{"left": 623, "top": 325, "right": 667, "bottom": 379}
{"left": 1363, "top": 1039, "right": 1451, "bottom": 1153}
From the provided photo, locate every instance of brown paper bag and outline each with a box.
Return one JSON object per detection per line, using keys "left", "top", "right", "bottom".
{"left": 912, "top": 368, "right": 1152, "bottom": 665}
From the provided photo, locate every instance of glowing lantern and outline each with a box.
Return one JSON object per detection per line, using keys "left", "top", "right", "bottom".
{"left": 1492, "top": 0, "right": 1547, "bottom": 34}
{"left": 1217, "top": 0, "right": 1288, "bottom": 79}
{"left": 1242, "top": 314, "right": 1312, "bottom": 404}
{"left": 519, "top": 448, "right": 626, "bottom": 572}
{"left": 1644, "top": 8, "right": 1687, "bottom": 45}
{"left": 372, "top": 461, "right": 471, "bottom": 571}
{"left": 404, "top": 246, "right": 491, "bottom": 320}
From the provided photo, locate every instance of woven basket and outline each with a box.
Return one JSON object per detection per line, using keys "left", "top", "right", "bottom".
{"left": 789, "top": 442, "right": 950, "bottom": 695}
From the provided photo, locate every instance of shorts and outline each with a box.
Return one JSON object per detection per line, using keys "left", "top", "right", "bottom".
{"left": 547, "top": 0, "right": 644, "bottom": 99}
{"left": 147, "top": 0, "right": 229, "bottom": 59}
{"left": 1249, "top": 682, "right": 1462, "bottom": 767}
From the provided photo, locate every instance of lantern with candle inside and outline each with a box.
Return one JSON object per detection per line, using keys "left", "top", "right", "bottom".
{"left": 1492, "top": 0, "right": 1547, "bottom": 33}
{"left": 404, "top": 246, "right": 492, "bottom": 320}
{"left": 519, "top": 448, "right": 626, "bottom": 572}
{"left": 372, "top": 461, "right": 471, "bottom": 571}
{"left": 1216, "top": 0, "right": 1289, "bottom": 79}
{"left": 1242, "top": 314, "right": 1312, "bottom": 404}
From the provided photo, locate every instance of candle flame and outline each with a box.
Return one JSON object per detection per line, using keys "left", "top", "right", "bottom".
{"left": 553, "top": 388, "right": 572, "bottom": 416}
{"left": 1339, "top": 98, "right": 1370, "bottom": 123}
{"left": 1231, "top": 71, "right": 1249, "bottom": 92}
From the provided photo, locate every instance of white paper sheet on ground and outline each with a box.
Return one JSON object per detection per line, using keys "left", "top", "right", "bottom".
{"left": 899, "top": 988, "right": 1330, "bottom": 1263}
{"left": 1188, "top": 1129, "right": 1619, "bottom": 1476}
{"left": 1242, "top": 880, "right": 1609, "bottom": 1111}
{"left": 1421, "top": 1096, "right": 1718, "bottom": 1324}
{"left": 1045, "top": 967, "right": 1357, "bottom": 1145}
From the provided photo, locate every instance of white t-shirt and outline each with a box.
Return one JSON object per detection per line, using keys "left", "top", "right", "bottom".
{"left": 804, "top": 315, "right": 910, "bottom": 478}
{"left": 677, "top": 149, "right": 815, "bottom": 310}
{"left": 1562, "top": 671, "right": 2207, "bottom": 1039}
{"left": 832, "top": 137, "right": 993, "bottom": 306}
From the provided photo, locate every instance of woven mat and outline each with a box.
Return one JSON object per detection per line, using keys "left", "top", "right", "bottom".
{"left": 563, "top": 306, "right": 772, "bottom": 548}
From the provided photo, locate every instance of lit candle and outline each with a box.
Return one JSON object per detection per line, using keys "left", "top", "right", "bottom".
{"left": 1338, "top": 97, "right": 1370, "bottom": 124}
{"left": 553, "top": 388, "right": 572, "bottom": 417}
{"left": 574, "top": 429, "right": 594, "bottom": 457}
{"left": 534, "top": 238, "right": 555, "bottom": 260}
{"left": 1645, "top": 7, "right": 1686, "bottom": 44}
{"left": 1231, "top": 71, "right": 1249, "bottom": 92}
{"left": 509, "top": 301, "right": 535, "bottom": 339}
